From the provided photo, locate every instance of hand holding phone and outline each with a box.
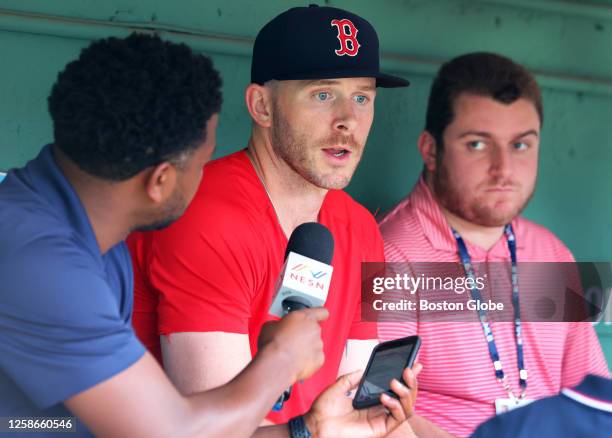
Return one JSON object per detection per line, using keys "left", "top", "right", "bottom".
{"left": 304, "top": 364, "right": 421, "bottom": 438}
{"left": 352, "top": 335, "right": 421, "bottom": 409}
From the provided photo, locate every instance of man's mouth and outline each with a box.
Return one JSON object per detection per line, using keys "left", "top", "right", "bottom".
{"left": 486, "top": 186, "right": 516, "bottom": 192}
{"left": 323, "top": 148, "right": 351, "bottom": 158}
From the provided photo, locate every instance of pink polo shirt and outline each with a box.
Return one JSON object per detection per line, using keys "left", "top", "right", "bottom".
{"left": 378, "top": 177, "right": 609, "bottom": 437}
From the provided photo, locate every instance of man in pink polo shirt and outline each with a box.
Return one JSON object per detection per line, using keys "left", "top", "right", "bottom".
{"left": 378, "top": 52, "right": 609, "bottom": 437}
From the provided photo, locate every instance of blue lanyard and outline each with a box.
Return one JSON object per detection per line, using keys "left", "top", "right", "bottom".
{"left": 452, "top": 224, "right": 527, "bottom": 399}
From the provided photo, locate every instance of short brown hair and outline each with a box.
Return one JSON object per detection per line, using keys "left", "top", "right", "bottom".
{"left": 425, "top": 52, "right": 543, "bottom": 149}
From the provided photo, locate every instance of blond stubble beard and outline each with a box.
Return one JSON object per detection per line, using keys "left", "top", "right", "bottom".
{"left": 269, "top": 101, "right": 363, "bottom": 190}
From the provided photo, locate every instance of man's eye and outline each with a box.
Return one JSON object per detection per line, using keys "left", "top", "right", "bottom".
{"left": 514, "top": 141, "right": 529, "bottom": 150}
{"left": 354, "top": 95, "right": 368, "bottom": 104}
{"left": 316, "top": 91, "right": 331, "bottom": 101}
{"left": 468, "top": 140, "right": 485, "bottom": 150}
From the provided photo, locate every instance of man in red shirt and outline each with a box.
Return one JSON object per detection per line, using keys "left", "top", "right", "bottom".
{"left": 378, "top": 52, "right": 609, "bottom": 437}
{"left": 129, "top": 5, "right": 410, "bottom": 425}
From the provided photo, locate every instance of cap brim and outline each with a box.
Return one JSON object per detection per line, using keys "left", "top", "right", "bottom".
{"left": 374, "top": 72, "right": 410, "bottom": 88}
{"left": 254, "top": 69, "right": 409, "bottom": 88}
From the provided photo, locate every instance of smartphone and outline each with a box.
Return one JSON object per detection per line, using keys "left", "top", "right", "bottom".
{"left": 352, "top": 335, "right": 421, "bottom": 409}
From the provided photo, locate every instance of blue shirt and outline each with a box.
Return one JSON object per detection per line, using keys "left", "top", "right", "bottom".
{"left": 471, "top": 374, "right": 612, "bottom": 437}
{"left": 0, "top": 145, "right": 145, "bottom": 436}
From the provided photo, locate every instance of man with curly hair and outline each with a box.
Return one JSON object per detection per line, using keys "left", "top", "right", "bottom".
{"left": 0, "top": 33, "right": 418, "bottom": 437}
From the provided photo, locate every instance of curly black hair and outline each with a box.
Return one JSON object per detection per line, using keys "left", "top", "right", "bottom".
{"left": 48, "top": 32, "right": 222, "bottom": 181}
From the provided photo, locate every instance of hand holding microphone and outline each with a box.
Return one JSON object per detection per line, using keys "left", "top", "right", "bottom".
{"left": 259, "top": 307, "right": 329, "bottom": 382}
{"left": 265, "top": 222, "right": 335, "bottom": 410}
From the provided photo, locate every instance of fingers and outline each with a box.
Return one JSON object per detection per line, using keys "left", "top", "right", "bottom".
{"left": 257, "top": 320, "right": 277, "bottom": 347}
{"left": 333, "top": 370, "right": 364, "bottom": 394}
{"left": 390, "top": 378, "right": 411, "bottom": 399}
{"left": 401, "top": 363, "right": 421, "bottom": 391}
{"left": 300, "top": 306, "right": 330, "bottom": 322}
{"left": 389, "top": 371, "right": 418, "bottom": 420}
{"left": 380, "top": 393, "right": 407, "bottom": 423}
{"left": 259, "top": 320, "right": 277, "bottom": 334}
{"left": 260, "top": 309, "right": 327, "bottom": 382}
{"left": 406, "top": 362, "right": 423, "bottom": 382}
{"left": 413, "top": 362, "right": 423, "bottom": 376}
{"left": 390, "top": 379, "right": 415, "bottom": 419}
{"left": 364, "top": 404, "right": 387, "bottom": 419}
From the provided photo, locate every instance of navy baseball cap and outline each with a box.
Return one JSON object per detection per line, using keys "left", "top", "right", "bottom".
{"left": 251, "top": 4, "right": 409, "bottom": 88}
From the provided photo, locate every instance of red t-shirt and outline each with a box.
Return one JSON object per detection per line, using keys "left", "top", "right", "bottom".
{"left": 128, "top": 150, "right": 383, "bottom": 423}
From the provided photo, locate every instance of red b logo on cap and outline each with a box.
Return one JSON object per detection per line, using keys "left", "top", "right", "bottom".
{"left": 331, "top": 19, "right": 360, "bottom": 57}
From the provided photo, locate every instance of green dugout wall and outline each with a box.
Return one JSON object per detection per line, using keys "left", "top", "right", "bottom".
{"left": 0, "top": 0, "right": 611, "bottom": 367}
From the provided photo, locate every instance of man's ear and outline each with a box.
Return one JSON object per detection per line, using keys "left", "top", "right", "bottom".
{"left": 418, "top": 131, "right": 438, "bottom": 173}
{"left": 144, "top": 162, "right": 177, "bottom": 204}
{"left": 245, "top": 83, "right": 274, "bottom": 128}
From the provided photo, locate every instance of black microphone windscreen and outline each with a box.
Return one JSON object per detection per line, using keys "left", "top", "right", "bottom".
{"left": 284, "top": 222, "right": 334, "bottom": 264}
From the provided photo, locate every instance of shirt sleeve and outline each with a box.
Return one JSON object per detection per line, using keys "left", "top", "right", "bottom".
{"left": 146, "top": 202, "right": 260, "bottom": 335}
{"left": 0, "top": 239, "right": 145, "bottom": 409}
{"left": 128, "top": 232, "right": 163, "bottom": 363}
{"left": 561, "top": 322, "right": 610, "bottom": 386}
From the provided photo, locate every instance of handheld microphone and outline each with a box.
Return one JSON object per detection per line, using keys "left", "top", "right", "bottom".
{"left": 269, "top": 222, "right": 334, "bottom": 410}
{"left": 269, "top": 222, "right": 334, "bottom": 318}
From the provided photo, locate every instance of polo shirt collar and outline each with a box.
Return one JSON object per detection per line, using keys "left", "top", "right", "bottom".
{"left": 26, "top": 144, "right": 101, "bottom": 257}
{"left": 561, "top": 374, "right": 612, "bottom": 412}
{"left": 575, "top": 374, "right": 612, "bottom": 397}
{"left": 410, "top": 176, "right": 526, "bottom": 258}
